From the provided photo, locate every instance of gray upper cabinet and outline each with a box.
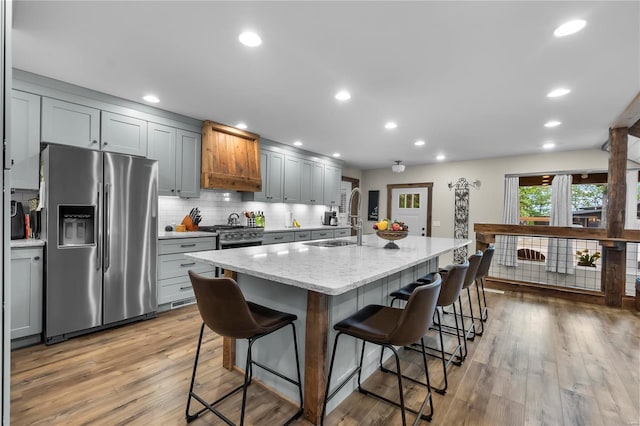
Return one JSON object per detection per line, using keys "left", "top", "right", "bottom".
{"left": 10, "top": 90, "right": 41, "bottom": 189}
{"left": 148, "top": 124, "right": 200, "bottom": 198}
{"left": 176, "top": 130, "right": 201, "bottom": 198}
{"left": 41, "top": 97, "right": 100, "bottom": 149}
{"left": 101, "top": 111, "right": 148, "bottom": 157}
{"left": 301, "top": 160, "right": 324, "bottom": 205}
{"left": 284, "top": 155, "right": 302, "bottom": 203}
{"left": 323, "top": 164, "right": 342, "bottom": 206}
{"left": 147, "top": 123, "right": 177, "bottom": 195}
{"left": 243, "top": 149, "right": 284, "bottom": 202}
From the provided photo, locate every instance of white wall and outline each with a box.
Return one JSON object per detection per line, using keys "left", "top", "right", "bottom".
{"left": 359, "top": 149, "right": 609, "bottom": 261}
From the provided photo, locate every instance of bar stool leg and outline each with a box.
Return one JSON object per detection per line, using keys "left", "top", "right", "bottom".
{"left": 185, "top": 323, "right": 205, "bottom": 421}
{"left": 479, "top": 277, "right": 489, "bottom": 321}
{"left": 433, "top": 309, "right": 448, "bottom": 395}
{"left": 466, "top": 287, "right": 477, "bottom": 340}
{"left": 322, "top": 332, "right": 345, "bottom": 426}
{"left": 239, "top": 340, "right": 255, "bottom": 426}
{"left": 474, "top": 280, "right": 485, "bottom": 335}
{"left": 289, "top": 323, "right": 304, "bottom": 422}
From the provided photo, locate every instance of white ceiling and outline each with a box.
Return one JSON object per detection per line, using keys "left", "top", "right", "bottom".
{"left": 11, "top": 1, "right": 640, "bottom": 170}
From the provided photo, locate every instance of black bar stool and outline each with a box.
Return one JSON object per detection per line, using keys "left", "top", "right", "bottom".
{"left": 186, "top": 271, "right": 303, "bottom": 426}
{"left": 475, "top": 246, "right": 495, "bottom": 331}
{"left": 322, "top": 276, "right": 442, "bottom": 426}
{"left": 390, "top": 262, "right": 469, "bottom": 394}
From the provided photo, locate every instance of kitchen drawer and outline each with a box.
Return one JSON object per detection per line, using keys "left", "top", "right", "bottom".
{"left": 263, "top": 232, "right": 295, "bottom": 245}
{"left": 335, "top": 228, "right": 351, "bottom": 237}
{"left": 157, "top": 272, "right": 212, "bottom": 305}
{"left": 311, "top": 229, "right": 334, "bottom": 240}
{"left": 159, "top": 253, "right": 214, "bottom": 280}
{"left": 159, "top": 237, "right": 216, "bottom": 255}
{"left": 294, "top": 231, "right": 311, "bottom": 241}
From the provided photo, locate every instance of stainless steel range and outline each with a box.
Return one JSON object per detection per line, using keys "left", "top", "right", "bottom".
{"left": 199, "top": 225, "right": 264, "bottom": 249}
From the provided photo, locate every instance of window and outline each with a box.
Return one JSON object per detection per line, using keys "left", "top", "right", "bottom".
{"left": 519, "top": 173, "right": 607, "bottom": 227}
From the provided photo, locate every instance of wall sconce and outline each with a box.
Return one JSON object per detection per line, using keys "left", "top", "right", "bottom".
{"left": 391, "top": 160, "right": 405, "bottom": 173}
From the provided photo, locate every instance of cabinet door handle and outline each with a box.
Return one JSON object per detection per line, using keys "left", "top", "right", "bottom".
{"left": 103, "top": 141, "right": 108, "bottom": 145}
{"left": 180, "top": 262, "right": 196, "bottom": 267}
{"left": 180, "top": 286, "right": 192, "bottom": 291}
{"left": 34, "top": 256, "right": 40, "bottom": 261}
{"left": 274, "top": 236, "right": 284, "bottom": 240}
{"left": 171, "top": 189, "right": 175, "bottom": 192}
{"left": 180, "top": 243, "right": 196, "bottom": 248}
{"left": 92, "top": 140, "right": 98, "bottom": 144}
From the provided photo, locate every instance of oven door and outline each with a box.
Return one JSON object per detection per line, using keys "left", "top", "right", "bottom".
{"left": 216, "top": 240, "right": 263, "bottom": 276}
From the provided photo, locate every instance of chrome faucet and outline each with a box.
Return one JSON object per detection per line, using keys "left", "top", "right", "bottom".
{"left": 348, "top": 187, "right": 363, "bottom": 246}
{"left": 227, "top": 212, "right": 240, "bottom": 226}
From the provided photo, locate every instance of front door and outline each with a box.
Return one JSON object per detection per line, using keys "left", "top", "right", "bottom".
{"left": 388, "top": 184, "right": 432, "bottom": 237}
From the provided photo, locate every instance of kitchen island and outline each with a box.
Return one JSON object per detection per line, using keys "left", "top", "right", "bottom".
{"left": 187, "top": 234, "right": 470, "bottom": 424}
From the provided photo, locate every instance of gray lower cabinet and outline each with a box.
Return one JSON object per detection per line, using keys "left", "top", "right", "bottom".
{"left": 148, "top": 124, "right": 201, "bottom": 198}
{"left": 11, "top": 247, "right": 43, "bottom": 341}
{"left": 41, "top": 97, "right": 100, "bottom": 149}
{"left": 10, "top": 90, "right": 41, "bottom": 189}
{"left": 101, "top": 111, "right": 148, "bottom": 157}
{"left": 311, "top": 229, "right": 334, "bottom": 240}
{"left": 294, "top": 231, "right": 311, "bottom": 241}
{"left": 264, "top": 228, "right": 350, "bottom": 244}
{"left": 262, "top": 232, "right": 295, "bottom": 245}
{"left": 158, "top": 237, "right": 216, "bottom": 309}
{"left": 335, "top": 228, "right": 351, "bottom": 237}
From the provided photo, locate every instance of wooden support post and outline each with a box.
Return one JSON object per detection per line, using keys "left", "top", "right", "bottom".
{"left": 222, "top": 269, "right": 237, "bottom": 370}
{"left": 303, "top": 290, "right": 329, "bottom": 425}
{"left": 602, "top": 127, "right": 628, "bottom": 307}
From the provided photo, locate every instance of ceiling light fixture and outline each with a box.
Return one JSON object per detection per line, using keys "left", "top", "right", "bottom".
{"left": 384, "top": 122, "right": 398, "bottom": 130}
{"left": 544, "top": 120, "right": 562, "bottom": 127}
{"left": 236, "top": 122, "right": 248, "bottom": 130}
{"left": 239, "top": 31, "right": 262, "bottom": 47}
{"left": 293, "top": 141, "right": 303, "bottom": 146}
{"left": 554, "top": 19, "right": 587, "bottom": 37}
{"left": 391, "top": 160, "right": 405, "bottom": 173}
{"left": 414, "top": 140, "right": 425, "bottom": 146}
{"left": 335, "top": 90, "right": 351, "bottom": 101}
{"left": 547, "top": 88, "right": 571, "bottom": 98}
{"left": 436, "top": 154, "right": 446, "bottom": 161}
{"left": 332, "top": 152, "right": 341, "bottom": 158}
{"left": 143, "top": 95, "right": 159, "bottom": 103}
{"left": 543, "top": 142, "right": 556, "bottom": 149}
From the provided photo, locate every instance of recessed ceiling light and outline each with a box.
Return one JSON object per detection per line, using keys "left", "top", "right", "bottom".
{"left": 544, "top": 120, "right": 562, "bottom": 128}
{"left": 554, "top": 19, "right": 587, "bottom": 37}
{"left": 414, "top": 140, "right": 425, "bottom": 146}
{"left": 547, "top": 88, "right": 570, "bottom": 98}
{"left": 436, "top": 154, "right": 446, "bottom": 161}
{"left": 332, "top": 152, "right": 341, "bottom": 158}
{"left": 384, "top": 122, "right": 398, "bottom": 130}
{"left": 543, "top": 142, "right": 556, "bottom": 149}
{"left": 335, "top": 90, "right": 351, "bottom": 101}
{"left": 293, "top": 141, "right": 303, "bottom": 146}
{"left": 239, "top": 31, "right": 262, "bottom": 47}
{"left": 236, "top": 122, "right": 248, "bottom": 130}
{"left": 143, "top": 95, "right": 159, "bottom": 103}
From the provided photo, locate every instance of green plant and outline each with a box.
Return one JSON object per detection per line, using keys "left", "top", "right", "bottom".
{"left": 576, "top": 249, "right": 600, "bottom": 266}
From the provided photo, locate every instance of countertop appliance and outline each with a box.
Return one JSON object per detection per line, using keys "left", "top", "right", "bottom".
{"left": 322, "top": 211, "right": 337, "bottom": 226}
{"left": 199, "top": 225, "right": 264, "bottom": 249}
{"left": 11, "top": 201, "right": 26, "bottom": 239}
{"left": 42, "top": 145, "right": 158, "bottom": 344}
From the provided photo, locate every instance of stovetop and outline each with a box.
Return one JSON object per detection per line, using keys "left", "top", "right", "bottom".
{"left": 199, "top": 224, "right": 264, "bottom": 246}
{"left": 198, "top": 225, "right": 253, "bottom": 232}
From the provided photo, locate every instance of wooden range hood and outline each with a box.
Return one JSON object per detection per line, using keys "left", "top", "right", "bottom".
{"left": 201, "top": 120, "right": 262, "bottom": 192}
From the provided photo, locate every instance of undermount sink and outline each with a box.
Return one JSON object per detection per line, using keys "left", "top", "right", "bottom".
{"left": 304, "top": 240, "right": 357, "bottom": 248}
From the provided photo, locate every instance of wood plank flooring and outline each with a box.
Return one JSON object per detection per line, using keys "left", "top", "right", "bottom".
{"left": 10, "top": 290, "right": 640, "bottom": 425}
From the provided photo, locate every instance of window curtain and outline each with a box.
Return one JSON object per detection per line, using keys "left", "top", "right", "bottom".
{"left": 496, "top": 177, "right": 519, "bottom": 266}
{"left": 546, "top": 175, "right": 574, "bottom": 274}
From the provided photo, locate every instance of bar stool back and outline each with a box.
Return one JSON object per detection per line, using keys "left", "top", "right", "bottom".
{"left": 186, "top": 271, "right": 303, "bottom": 425}
{"left": 322, "top": 276, "right": 442, "bottom": 425}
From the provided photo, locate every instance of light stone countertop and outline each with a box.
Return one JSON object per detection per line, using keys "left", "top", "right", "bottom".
{"left": 10, "top": 239, "right": 45, "bottom": 248}
{"left": 186, "top": 234, "right": 471, "bottom": 296}
{"left": 158, "top": 231, "right": 217, "bottom": 239}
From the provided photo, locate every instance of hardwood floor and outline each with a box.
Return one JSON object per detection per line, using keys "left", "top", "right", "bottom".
{"left": 11, "top": 291, "right": 640, "bottom": 425}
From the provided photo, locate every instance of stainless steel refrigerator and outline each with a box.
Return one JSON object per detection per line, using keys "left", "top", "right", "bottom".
{"left": 42, "top": 145, "right": 158, "bottom": 344}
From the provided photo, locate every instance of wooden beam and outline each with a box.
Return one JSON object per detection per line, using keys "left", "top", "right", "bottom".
{"left": 222, "top": 269, "right": 238, "bottom": 370}
{"left": 612, "top": 91, "right": 640, "bottom": 129}
{"left": 603, "top": 127, "right": 628, "bottom": 307}
{"left": 303, "top": 291, "right": 328, "bottom": 425}
{"left": 630, "top": 118, "right": 640, "bottom": 139}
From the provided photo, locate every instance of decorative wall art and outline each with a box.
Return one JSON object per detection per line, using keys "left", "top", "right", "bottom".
{"left": 448, "top": 178, "right": 481, "bottom": 263}
{"left": 368, "top": 190, "right": 379, "bottom": 221}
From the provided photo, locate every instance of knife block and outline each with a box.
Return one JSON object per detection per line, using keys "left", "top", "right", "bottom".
{"left": 181, "top": 215, "right": 198, "bottom": 231}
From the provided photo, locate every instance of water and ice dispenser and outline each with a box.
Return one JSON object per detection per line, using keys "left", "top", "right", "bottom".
{"left": 58, "top": 205, "right": 95, "bottom": 246}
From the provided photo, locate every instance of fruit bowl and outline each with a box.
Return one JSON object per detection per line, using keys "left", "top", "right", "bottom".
{"left": 376, "top": 230, "right": 408, "bottom": 249}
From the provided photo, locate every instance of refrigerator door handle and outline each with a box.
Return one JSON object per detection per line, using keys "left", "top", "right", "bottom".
{"left": 104, "top": 182, "right": 111, "bottom": 271}
{"left": 96, "top": 183, "right": 102, "bottom": 270}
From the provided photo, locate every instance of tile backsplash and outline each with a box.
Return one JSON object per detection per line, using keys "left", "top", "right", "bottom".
{"left": 158, "top": 189, "right": 343, "bottom": 230}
